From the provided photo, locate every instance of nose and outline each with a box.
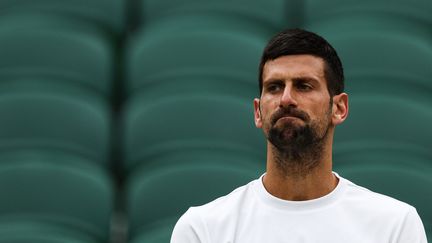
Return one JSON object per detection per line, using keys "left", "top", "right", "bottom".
{"left": 279, "top": 85, "right": 298, "bottom": 108}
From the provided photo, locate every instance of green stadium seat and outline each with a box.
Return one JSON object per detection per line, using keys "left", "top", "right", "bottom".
{"left": 0, "top": 14, "right": 115, "bottom": 96}
{"left": 0, "top": 79, "right": 111, "bottom": 165}
{"left": 334, "top": 143, "right": 431, "bottom": 170}
{"left": 306, "top": 23, "right": 432, "bottom": 93}
{"left": 0, "top": 154, "right": 114, "bottom": 241}
{"left": 121, "top": 89, "right": 265, "bottom": 171}
{"left": 334, "top": 95, "right": 432, "bottom": 152}
{"left": 128, "top": 218, "right": 177, "bottom": 243}
{"left": 138, "top": 0, "right": 297, "bottom": 30}
{"left": 342, "top": 74, "right": 432, "bottom": 106}
{"left": 125, "top": 26, "right": 266, "bottom": 95}
{"left": 305, "top": 0, "right": 432, "bottom": 26}
{"left": 0, "top": 0, "right": 125, "bottom": 33}
{"left": 126, "top": 158, "right": 263, "bottom": 238}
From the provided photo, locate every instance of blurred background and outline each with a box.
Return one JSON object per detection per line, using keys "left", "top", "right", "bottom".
{"left": 0, "top": 0, "right": 430, "bottom": 242}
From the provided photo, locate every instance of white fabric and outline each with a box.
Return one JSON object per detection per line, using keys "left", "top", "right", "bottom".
{"left": 171, "top": 173, "right": 428, "bottom": 243}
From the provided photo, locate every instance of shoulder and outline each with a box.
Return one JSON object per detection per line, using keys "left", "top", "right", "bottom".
{"left": 171, "top": 180, "right": 257, "bottom": 243}
{"left": 340, "top": 176, "right": 421, "bottom": 219}
{"left": 199, "top": 180, "right": 255, "bottom": 209}
{"left": 188, "top": 179, "right": 256, "bottom": 223}
{"left": 338, "top": 177, "right": 427, "bottom": 241}
{"left": 171, "top": 207, "right": 206, "bottom": 243}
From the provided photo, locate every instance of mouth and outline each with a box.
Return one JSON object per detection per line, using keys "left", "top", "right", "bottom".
{"left": 270, "top": 108, "right": 309, "bottom": 126}
{"left": 279, "top": 116, "right": 300, "bottom": 120}
{"left": 274, "top": 116, "right": 302, "bottom": 125}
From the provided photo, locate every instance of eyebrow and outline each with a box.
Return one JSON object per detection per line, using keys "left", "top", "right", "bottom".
{"left": 263, "top": 76, "right": 320, "bottom": 85}
{"left": 292, "top": 76, "right": 320, "bottom": 84}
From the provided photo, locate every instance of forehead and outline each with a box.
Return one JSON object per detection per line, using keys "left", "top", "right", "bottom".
{"left": 262, "top": 54, "right": 326, "bottom": 84}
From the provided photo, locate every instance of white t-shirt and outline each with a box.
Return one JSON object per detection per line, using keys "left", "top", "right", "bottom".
{"left": 171, "top": 173, "right": 428, "bottom": 243}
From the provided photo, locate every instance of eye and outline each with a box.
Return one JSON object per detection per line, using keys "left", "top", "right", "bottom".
{"left": 266, "top": 82, "right": 283, "bottom": 93}
{"left": 296, "top": 82, "right": 313, "bottom": 91}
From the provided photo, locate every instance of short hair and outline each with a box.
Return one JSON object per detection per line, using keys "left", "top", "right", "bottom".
{"left": 258, "top": 28, "right": 344, "bottom": 97}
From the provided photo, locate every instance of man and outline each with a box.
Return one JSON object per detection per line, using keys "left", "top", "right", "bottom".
{"left": 170, "top": 28, "right": 428, "bottom": 242}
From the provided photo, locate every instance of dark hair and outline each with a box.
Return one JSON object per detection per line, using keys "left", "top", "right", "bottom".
{"left": 258, "top": 28, "right": 344, "bottom": 97}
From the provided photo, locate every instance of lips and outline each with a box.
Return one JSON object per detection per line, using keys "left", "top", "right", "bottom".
{"left": 278, "top": 116, "right": 301, "bottom": 121}
{"left": 271, "top": 108, "right": 309, "bottom": 125}
{"left": 275, "top": 116, "right": 302, "bottom": 124}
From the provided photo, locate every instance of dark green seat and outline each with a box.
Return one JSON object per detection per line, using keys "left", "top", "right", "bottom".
{"left": 121, "top": 89, "right": 265, "bottom": 171}
{"left": 305, "top": 0, "right": 432, "bottom": 26}
{"left": 125, "top": 26, "right": 266, "bottom": 95}
{"left": 138, "top": 0, "right": 297, "bottom": 30}
{"left": 306, "top": 22, "right": 432, "bottom": 93}
{"left": 0, "top": 79, "right": 111, "bottom": 165}
{"left": 0, "top": 154, "right": 114, "bottom": 241}
{"left": 0, "top": 221, "right": 99, "bottom": 243}
{"left": 334, "top": 143, "right": 431, "bottom": 170}
{"left": 334, "top": 95, "right": 432, "bottom": 152}
{"left": 128, "top": 218, "right": 177, "bottom": 243}
{"left": 342, "top": 74, "right": 432, "bottom": 106}
{"left": 0, "top": 14, "right": 115, "bottom": 96}
{"left": 0, "top": 0, "right": 125, "bottom": 33}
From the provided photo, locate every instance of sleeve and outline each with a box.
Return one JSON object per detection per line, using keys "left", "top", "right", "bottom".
{"left": 170, "top": 207, "right": 209, "bottom": 243}
{"left": 395, "top": 207, "right": 428, "bottom": 243}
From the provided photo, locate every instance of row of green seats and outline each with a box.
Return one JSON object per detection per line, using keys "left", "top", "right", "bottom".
{"left": 0, "top": 0, "right": 124, "bottom": 33}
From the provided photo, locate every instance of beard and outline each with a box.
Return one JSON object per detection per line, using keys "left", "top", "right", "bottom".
{"left": 264, "top": 105, "right": 331, "bottom": 176}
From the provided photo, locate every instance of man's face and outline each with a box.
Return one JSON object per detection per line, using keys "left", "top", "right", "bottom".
{"left": 254, "top": 54, "right": 334, "bottom": 151}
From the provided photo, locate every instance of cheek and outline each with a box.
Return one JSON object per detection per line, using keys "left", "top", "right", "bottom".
{"left": 312, "top": 102, "right": 332, "bottom": 122}
{"left": 260, "top": 101, "right": 278, "bottom": 120}
{"left": 310, "top": 96, "right": 331, "bottom": 114}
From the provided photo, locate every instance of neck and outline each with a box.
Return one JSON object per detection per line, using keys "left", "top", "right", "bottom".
{"left": 262, "top": 136, "right": 338, "bottom": 201}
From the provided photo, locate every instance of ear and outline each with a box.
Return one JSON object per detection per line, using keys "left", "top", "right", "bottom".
{"left": 332, "top": 93, "right": 349, "bottom": 125}
{"left": 254, "top": 98, "right": 263, "bottom": 128}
